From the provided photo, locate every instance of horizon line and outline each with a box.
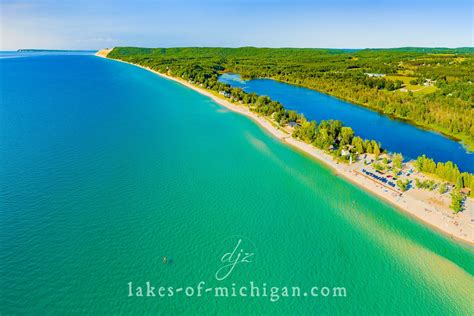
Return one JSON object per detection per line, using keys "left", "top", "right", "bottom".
{"left": 6, "top": 45, "right": 474, "bottom": 52}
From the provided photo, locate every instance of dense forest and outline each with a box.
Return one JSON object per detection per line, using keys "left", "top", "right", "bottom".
{"left": 108, "top": 47, "right": 474, "bottom": 195}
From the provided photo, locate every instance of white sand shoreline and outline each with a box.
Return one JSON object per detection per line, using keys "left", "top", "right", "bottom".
{"left": 95, "top": 49, "right": 473, "bottom": 245}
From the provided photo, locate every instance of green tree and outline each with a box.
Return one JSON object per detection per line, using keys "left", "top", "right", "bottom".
{"left": 287, "top": 110, "right": 298, "bottom": 122}
{"left": 450, "top": 190, "right": 463, "bottom": 213}
{"left": 456, "top": 175, "right": 464, "bottom": 189}
{"left": 392, "top": 153, "right": 403, "bottom": 169}
{"left": 372, "top": 141, "right": 381, "bottom": 158}
{"left": 415, "top": 178, "right": 423, "bottom": 189}
{"left": 439, "top": 183, "right": 448, "bottom": 194}
{"left": 365, "top": 140, "right": 373, "bottom": 154}
{"left": 397, "top": 179, "right": 410, "bottom": 192}
{"left": 351, "top": 136, "right": 364, "bottom": 153}
{"left": 340, "top": 127, "right": 355, "bottom": 147}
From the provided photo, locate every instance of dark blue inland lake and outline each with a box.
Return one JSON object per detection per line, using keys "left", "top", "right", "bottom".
{"left": 219, "top": 73, "right": 474, "bottom": 173}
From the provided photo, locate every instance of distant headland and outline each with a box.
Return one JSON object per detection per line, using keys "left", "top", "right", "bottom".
{"left": 16, "top": 49, "right": 95, "bottom": 53}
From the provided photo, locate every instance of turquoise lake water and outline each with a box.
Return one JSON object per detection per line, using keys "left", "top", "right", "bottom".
{"left": 1, "top": 53, "right": 473, "bottom": 314}
{"left": 219, "top": 73, "right": 474, "bottom": 173}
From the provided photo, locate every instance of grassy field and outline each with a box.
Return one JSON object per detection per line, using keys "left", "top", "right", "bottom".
{"left": 385, "top": 75, "right": 438, "bottom": 94}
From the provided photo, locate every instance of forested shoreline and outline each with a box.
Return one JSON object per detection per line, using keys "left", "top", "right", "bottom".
{"left": 109, "top": 46, "right": 474, "bottom": 150}
{"left": 107, "top": 47, "right": 474, "bottom": 197}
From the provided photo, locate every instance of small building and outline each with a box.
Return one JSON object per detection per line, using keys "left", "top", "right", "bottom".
{"left": 288, "top": 121, "right": 299, "bottom": 128}
{"left": 423, "top": 79, "right": 436, "bottom": 86}
{"left": 219, "top": 91, "right": 231, "bottom": 98}
{"left": 460, "top": 187, "right": 471, "bottom": 195}
{"left": 364, "top": 73, "right": 385, "bottom": 78}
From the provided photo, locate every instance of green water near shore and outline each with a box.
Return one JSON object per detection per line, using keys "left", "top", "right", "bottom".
{"left": 1, "top": 54, "right": 473, "bottom": 314}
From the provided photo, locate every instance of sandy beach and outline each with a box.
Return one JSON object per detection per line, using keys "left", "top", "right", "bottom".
{"left": 96, "top": 49, "right": 473, "bottom": 245}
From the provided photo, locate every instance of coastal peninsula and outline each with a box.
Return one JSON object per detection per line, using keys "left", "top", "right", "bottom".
{"left": 96, "top": 48, "right": 473, "bottom": 244}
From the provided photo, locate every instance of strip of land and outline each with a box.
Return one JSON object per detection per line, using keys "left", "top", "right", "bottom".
{"left": 96, "top": 49, "right": 473, "bottom": 245}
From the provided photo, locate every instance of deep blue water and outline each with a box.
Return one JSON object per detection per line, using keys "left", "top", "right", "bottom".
{"left": 219, "top": 73, "right": 474, "bottom": 173}
{"left": 0, "top": 50, "right": 95, "bottom": 59}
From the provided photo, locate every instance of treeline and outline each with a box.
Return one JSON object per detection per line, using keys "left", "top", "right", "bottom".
{"left": 415, "top": 155, "right": 474, "bottom": 193}
{"left": 109, "top": 48, "right": 382, "bottom": 162}
{"left": 110, "top": 46, "right": 474, "bottom": 149}
{"left": 230, "top": 65, "right": 473, "bottom": 150}
{"left": 292, "top": 119, "right": 381, "bottom": 159}
{"left": 361, "top": 77, "right": 404, "bottom": 91}
{"left": 108, "top": 47, "right": 474, "bottom": 196}
{"left": 224, "top": 48, "right": 473, "bottom": 149}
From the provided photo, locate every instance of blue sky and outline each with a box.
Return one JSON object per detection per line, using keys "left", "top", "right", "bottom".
{"left": 1, "top": 0, "right": 472, "bottom": 50}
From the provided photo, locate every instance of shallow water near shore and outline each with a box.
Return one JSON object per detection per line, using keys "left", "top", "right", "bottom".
{"left": 1, "top": 53, "right": 473, "bottom": 314}
{"left": 219, "top": 73, "right": 474, "bottom": 173}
